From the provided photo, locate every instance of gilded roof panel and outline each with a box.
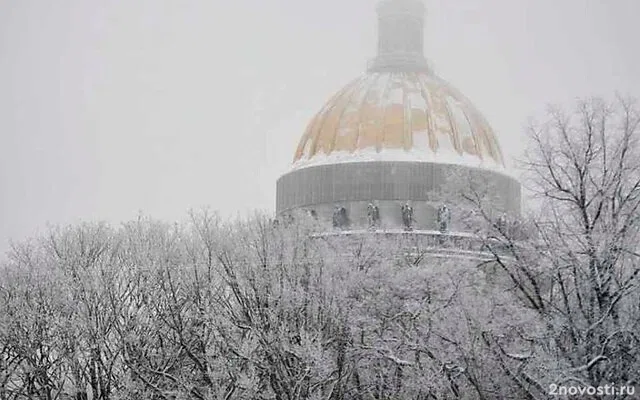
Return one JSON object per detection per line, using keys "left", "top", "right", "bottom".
{"left": 293, "top": 71, "right": 505, "bottom": 168}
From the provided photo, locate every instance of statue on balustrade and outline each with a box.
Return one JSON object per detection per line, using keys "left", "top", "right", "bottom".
{"left": 332, "top": 206, "right": 349, "bottom": 229}
{"left": 401, "top": 203, "right": 414, "bottom": 231}
{"left": 437, "top": 204, "right": 451, "bottom": 233}
{"left": 367, "top": 203, "right": 380, "bottom": 229}
{"left": 496, "top": 213, "right": 508, "bottom": 234}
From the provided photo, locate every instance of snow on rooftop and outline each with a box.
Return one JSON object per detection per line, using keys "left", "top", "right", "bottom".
{"left": 291, "top": 146, "right": 516, "bottom": 179}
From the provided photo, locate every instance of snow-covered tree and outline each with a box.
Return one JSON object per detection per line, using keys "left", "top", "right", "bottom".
{"left": 462, "top": 96, "right": 640, "bottom": 397}
{"left": 1, "top": 95, "right": 638, "bottom": 399}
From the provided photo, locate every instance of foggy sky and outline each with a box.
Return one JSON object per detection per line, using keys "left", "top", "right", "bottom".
{"left": 1, "top": 0, "right": 639, "bottom": 256}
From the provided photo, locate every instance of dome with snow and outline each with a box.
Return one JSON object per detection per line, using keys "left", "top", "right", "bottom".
{"left": 293, "top": 71, "right": 505, "bottom": 171}
{"left": 276, "top": 0, "right": 521, "bottom": 240}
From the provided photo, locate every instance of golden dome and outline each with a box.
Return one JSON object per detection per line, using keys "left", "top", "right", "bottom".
{"left": 291, "top": 0, "right": 506, "bottom": 171}
{"left": 293, "top": 71, "right": 505, "bottom": 169}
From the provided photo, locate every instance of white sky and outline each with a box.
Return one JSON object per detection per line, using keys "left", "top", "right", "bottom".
{"left": 1, "top": 0, "right": 639, "bottom": 254}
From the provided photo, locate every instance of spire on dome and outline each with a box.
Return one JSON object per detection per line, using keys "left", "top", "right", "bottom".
{"left": 368, "top": 0, "right": 430, "bottom": 73}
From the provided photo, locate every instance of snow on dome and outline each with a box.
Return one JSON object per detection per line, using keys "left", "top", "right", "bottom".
{"left": 292, "top": 71, "right": 506, "bottom": 172}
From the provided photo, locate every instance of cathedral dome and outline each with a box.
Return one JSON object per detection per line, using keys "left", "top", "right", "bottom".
{"left": 292, "top": 0, "right": 505, "bottom": 172}
{"left": 276, "top": 0, "right": 521, "bottom": 235}
{"left": 293, "top": 71, "right": 505, "bottom": 170}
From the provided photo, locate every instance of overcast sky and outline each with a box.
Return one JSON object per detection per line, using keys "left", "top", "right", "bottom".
{"left": 1, "top": 0, "right": 639, "bottom": 255}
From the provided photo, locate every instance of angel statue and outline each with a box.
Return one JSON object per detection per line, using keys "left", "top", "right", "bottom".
{"left": 367, "top": 203, "right": 380, "bottom": 229}
{"left": 401, "top": 202, "right": 414, "bottom": 231}
{"left": 437, "top": 204, "right": 451, "bottom": 233}
{"left": 496, "top": 213, "right": 508, "bottom": 234}
{"left": 332, "top": 206, "right": 348, "bottom": 229}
